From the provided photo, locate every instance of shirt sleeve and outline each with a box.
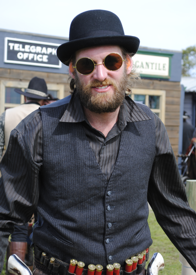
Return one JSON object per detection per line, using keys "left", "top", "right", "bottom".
{"left": 148, "top": 114, "right": 196, "bottom": 271}
{"left": 0, "top": 110, "right": 43, "bottom": 272}
{"left": 0, "top": 112, "right": 5, "bottom": 159}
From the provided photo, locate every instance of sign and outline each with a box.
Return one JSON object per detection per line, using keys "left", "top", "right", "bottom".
{"left": 4, "top": 37, "right": 62, "bottom": 68}
{"left": 132, "top": 51, "right": 172, "bottom": 78}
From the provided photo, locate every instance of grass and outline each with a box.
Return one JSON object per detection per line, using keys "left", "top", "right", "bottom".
{"left": 147, "top": 209, "right": 181, "bottom": 275}
{"left": 1, "top": 210, "right": 182, "bottom": 275}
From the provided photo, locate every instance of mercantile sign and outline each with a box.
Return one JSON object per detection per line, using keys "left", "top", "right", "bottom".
{"left": 4, "top": 37, "right": 61, "bottom": 68}
{"left": 132, "top": 51, "right": 172, "bottom": 79}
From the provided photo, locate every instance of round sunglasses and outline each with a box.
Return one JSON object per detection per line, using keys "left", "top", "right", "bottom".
{"left": 73, "top": 53, "right": 125, "bottom": 75}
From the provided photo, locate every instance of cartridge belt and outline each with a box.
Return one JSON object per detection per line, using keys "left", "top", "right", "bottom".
{"left": 34, "top": 245, "right": 149, "bottom": 275}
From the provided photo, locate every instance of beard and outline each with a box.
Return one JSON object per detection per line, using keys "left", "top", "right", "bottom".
{"left": 75, "top": 71, "right": 128, "bottom": 113}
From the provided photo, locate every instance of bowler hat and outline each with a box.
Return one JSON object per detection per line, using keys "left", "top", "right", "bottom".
{"left": 57, "top": 9, "right": 140, "bottom": 65}
{"left": 15, "top": 77, "right": 49, "bottom": 100}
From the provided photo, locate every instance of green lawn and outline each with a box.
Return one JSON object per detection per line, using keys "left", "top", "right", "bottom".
{"left": 147, "top": 209, "right": 181, "bottom": 275}
{"left": 1, "top": 210, "right": 182, "bottom": 275}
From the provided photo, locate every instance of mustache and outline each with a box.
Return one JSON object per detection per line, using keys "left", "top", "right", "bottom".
{"left": 88, "top": 79, "right": 116, "bottom": 89}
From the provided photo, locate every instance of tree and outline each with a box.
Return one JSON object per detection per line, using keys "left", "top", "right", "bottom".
{"left": 182, "top": 46, "right": 196, "bottom": 77}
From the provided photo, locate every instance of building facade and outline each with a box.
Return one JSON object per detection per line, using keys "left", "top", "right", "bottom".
{"left": 181, "top": 77, "right": 196, "bottom": 127}
{"left": 0, "top": 29, "right": 182, "bottom": 157}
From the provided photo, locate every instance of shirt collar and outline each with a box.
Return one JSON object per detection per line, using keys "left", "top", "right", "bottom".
{"left": 60, "top": 90, "right": 151, "bottom": 124}
{"left": 120, "top": 95, "right": 151, "bottom": 123}
{"left": 60, "top": 91, "right": 86, "bottom": 123}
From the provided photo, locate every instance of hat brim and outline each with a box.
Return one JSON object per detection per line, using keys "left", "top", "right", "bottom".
{"left": 57, "top": 35, "right": 140, "bottom": 65}
{"left": 183, "top": 115, "right": 189, "bottom": 119}
{"left": 14, "top": 88, "right": 49, "bottom": 100}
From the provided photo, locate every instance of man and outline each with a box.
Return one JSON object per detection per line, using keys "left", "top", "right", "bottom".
{"left": 0, "top": 76, "right": 49, "bottom": 270}
{"left": 1, "top": 9, "right": 196, "bottom": 275}
{"left": 182, "top": 111, "right": 195, "bottom": 155}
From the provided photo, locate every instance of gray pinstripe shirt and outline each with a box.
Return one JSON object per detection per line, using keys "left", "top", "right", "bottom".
{"left": 1, "top": 93, "right": 196, "bottom": 272}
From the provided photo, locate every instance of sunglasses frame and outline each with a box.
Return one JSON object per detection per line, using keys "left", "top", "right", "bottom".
{"left": 73, "top": 53, "right": 125, "bottom": 75}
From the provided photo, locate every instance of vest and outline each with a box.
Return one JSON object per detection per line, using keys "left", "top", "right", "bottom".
{"left": 4, "top": 103, "right": 39, "bottom": 149}
{"left": 33, "top": 96, "right": 156, "bottom": 266}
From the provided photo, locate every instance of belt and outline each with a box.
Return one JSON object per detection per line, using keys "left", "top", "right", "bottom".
{"left": 34, "top": 245, "right": 148, "bottom": 275}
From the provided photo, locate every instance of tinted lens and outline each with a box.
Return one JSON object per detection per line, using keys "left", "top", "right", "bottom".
{"left": 105, "top": 53, "right": 123, "bottom": 71}
{"left": 76, "top": 58, "right": 94, "bottom": 75}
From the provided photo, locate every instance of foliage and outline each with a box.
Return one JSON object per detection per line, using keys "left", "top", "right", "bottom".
{"left": 182, "top": 46, "right": 196, "bottom": 77}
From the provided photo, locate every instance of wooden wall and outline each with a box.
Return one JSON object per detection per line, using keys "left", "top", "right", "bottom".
{"left": 0, "top": 68, "right": 71, "bottom": 98}
{"left": 133, "top": 79, "right": 181, "bottom": 157}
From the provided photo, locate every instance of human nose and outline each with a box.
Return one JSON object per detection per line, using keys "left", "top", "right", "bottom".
{"left": 93, "top": 63, "right": 107, "bottom": 81}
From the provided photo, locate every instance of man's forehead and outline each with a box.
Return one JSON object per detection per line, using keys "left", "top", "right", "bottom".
{"left": 75, "top": 45, "right": 122, "bottom": 59}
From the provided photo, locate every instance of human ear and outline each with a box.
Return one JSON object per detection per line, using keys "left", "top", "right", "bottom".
{"left": 126, "top": 56, "right": 133, "bottom": 74}
{"left": 69, "top": 62, "right": 75, "bottom": 78}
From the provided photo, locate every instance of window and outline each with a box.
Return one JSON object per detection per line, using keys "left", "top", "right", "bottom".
{"left": 0, "top": 80, "right": 64, "bottom": 113}
{"left": 5, "top": 87, "right": 21, "bottom": 104}
{"left": 48, "top": 90, "right": 58, "bottom": 99}
{"left": 131, "top": 89, "right": 165, "bottom": 123}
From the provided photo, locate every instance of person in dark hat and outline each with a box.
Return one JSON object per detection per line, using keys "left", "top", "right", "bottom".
{"left": 182, "top": 111, "right": 195, "bottom": 155}
{"left": 0, "top": 76, "right": 49, "bottom": 272}
{"left": 1, "top": 9, "right": 196, "bottom": 275}
{"left": 0, "top": 77, "right": 49, "bottom": 158}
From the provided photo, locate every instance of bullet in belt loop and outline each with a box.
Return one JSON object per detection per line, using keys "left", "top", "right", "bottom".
{"left": 50, "top": 257, "right": 55, "bottom": 263}
{"left": 40, "top": 252, "right": 46, "bottom": 264}
{"left": 137, "top": 254, "right": 143, "bottom": 265}
{"left": 125, "top": 259, "right": 133, "bottom": 273}
{"left": 43, "top": 256, "right": 50, "bottom": 266}
{"left": 75, "top": 261, "right": 85, "bottom": 275}
{"left": 68, "top": 259, "right": 78, "bottom": 274}
{"left": 106, "top": 264, "right": 114, "bottom": 275}
{"left": 146, "top": 248, "right": 149, "bottom": 261}
{"left": 113, "top": 263, "right": 121, "bottom": 275}
{"left": 48, "top": 257, "right": 55, "bottom": 270}
{"left": 142, "top": 250, "right": 146, "bottom": 262}
{"left": 131, "top": 256, "right": 138, "bottom": 271}
{"left": 95, "top": 264, "right": 103, "bottom": 275}
{"left": 87, "top": 264, "right": 96, "bottom": 275}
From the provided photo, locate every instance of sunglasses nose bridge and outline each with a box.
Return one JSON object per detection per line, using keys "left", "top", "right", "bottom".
{"left": 94, "top": 61, "right": 105, "bottom": 68}
{"left": 93, "top": 61, "right": 108, "bottom": 81}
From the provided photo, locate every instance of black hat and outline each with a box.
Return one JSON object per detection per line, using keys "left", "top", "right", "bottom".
{"left": 183, "top": 111, "right": 190, "bottom": 120}
{"left": 15, "top": 77, "right": 49, "bottom": 100}
{"left": 57, "top": 9, "right": 140, "bottom": 65}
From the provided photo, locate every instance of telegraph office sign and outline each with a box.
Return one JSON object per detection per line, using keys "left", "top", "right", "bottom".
{"left": 132, "top": 51, "right": 172, "bottom": 78}
{"left": 4, "top": 37, "right": 61, "bottom": 68}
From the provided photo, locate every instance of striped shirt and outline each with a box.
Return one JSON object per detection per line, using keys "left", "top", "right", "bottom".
{"left": 0, "top": 92, "right": 196, "bottom": 272}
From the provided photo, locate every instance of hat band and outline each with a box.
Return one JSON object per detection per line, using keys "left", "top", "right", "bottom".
{"left": 26, "top": 88, "right": 48, "bottom": 97}
{"left": 71, "top": 29, "right": 124, "bottom": 41}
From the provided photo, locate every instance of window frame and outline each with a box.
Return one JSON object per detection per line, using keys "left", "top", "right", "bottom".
{"left": 0, "top": 80, "right": 64, "bottom": 113}
{"left": 131, "top": 89, "right": 166, "bottom": 123}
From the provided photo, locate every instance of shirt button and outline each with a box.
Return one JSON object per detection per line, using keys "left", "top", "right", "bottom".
{"left": 105, "top": 238, "right": 110, "bottom": 244}
{"left": 108, "top": 256, "right": 113, "bottom": 261}
{"left": 107, "top": 205, "right": 111, "bottom": 211}
{"left": 108, "top": 223, "right": 112, "bottom": 228}
{"left": 107, "top": 191, "right": 112, "bottom": 196}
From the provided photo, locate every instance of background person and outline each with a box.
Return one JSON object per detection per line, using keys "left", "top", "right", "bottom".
{"left": 182, "top": 111, "right": 195, "bottom": 155}
{"left": 0, "top": 76, "right": 50, "bottom": 271}
{"left": 1, "top": 9, "right": 196, "bottom": 275}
